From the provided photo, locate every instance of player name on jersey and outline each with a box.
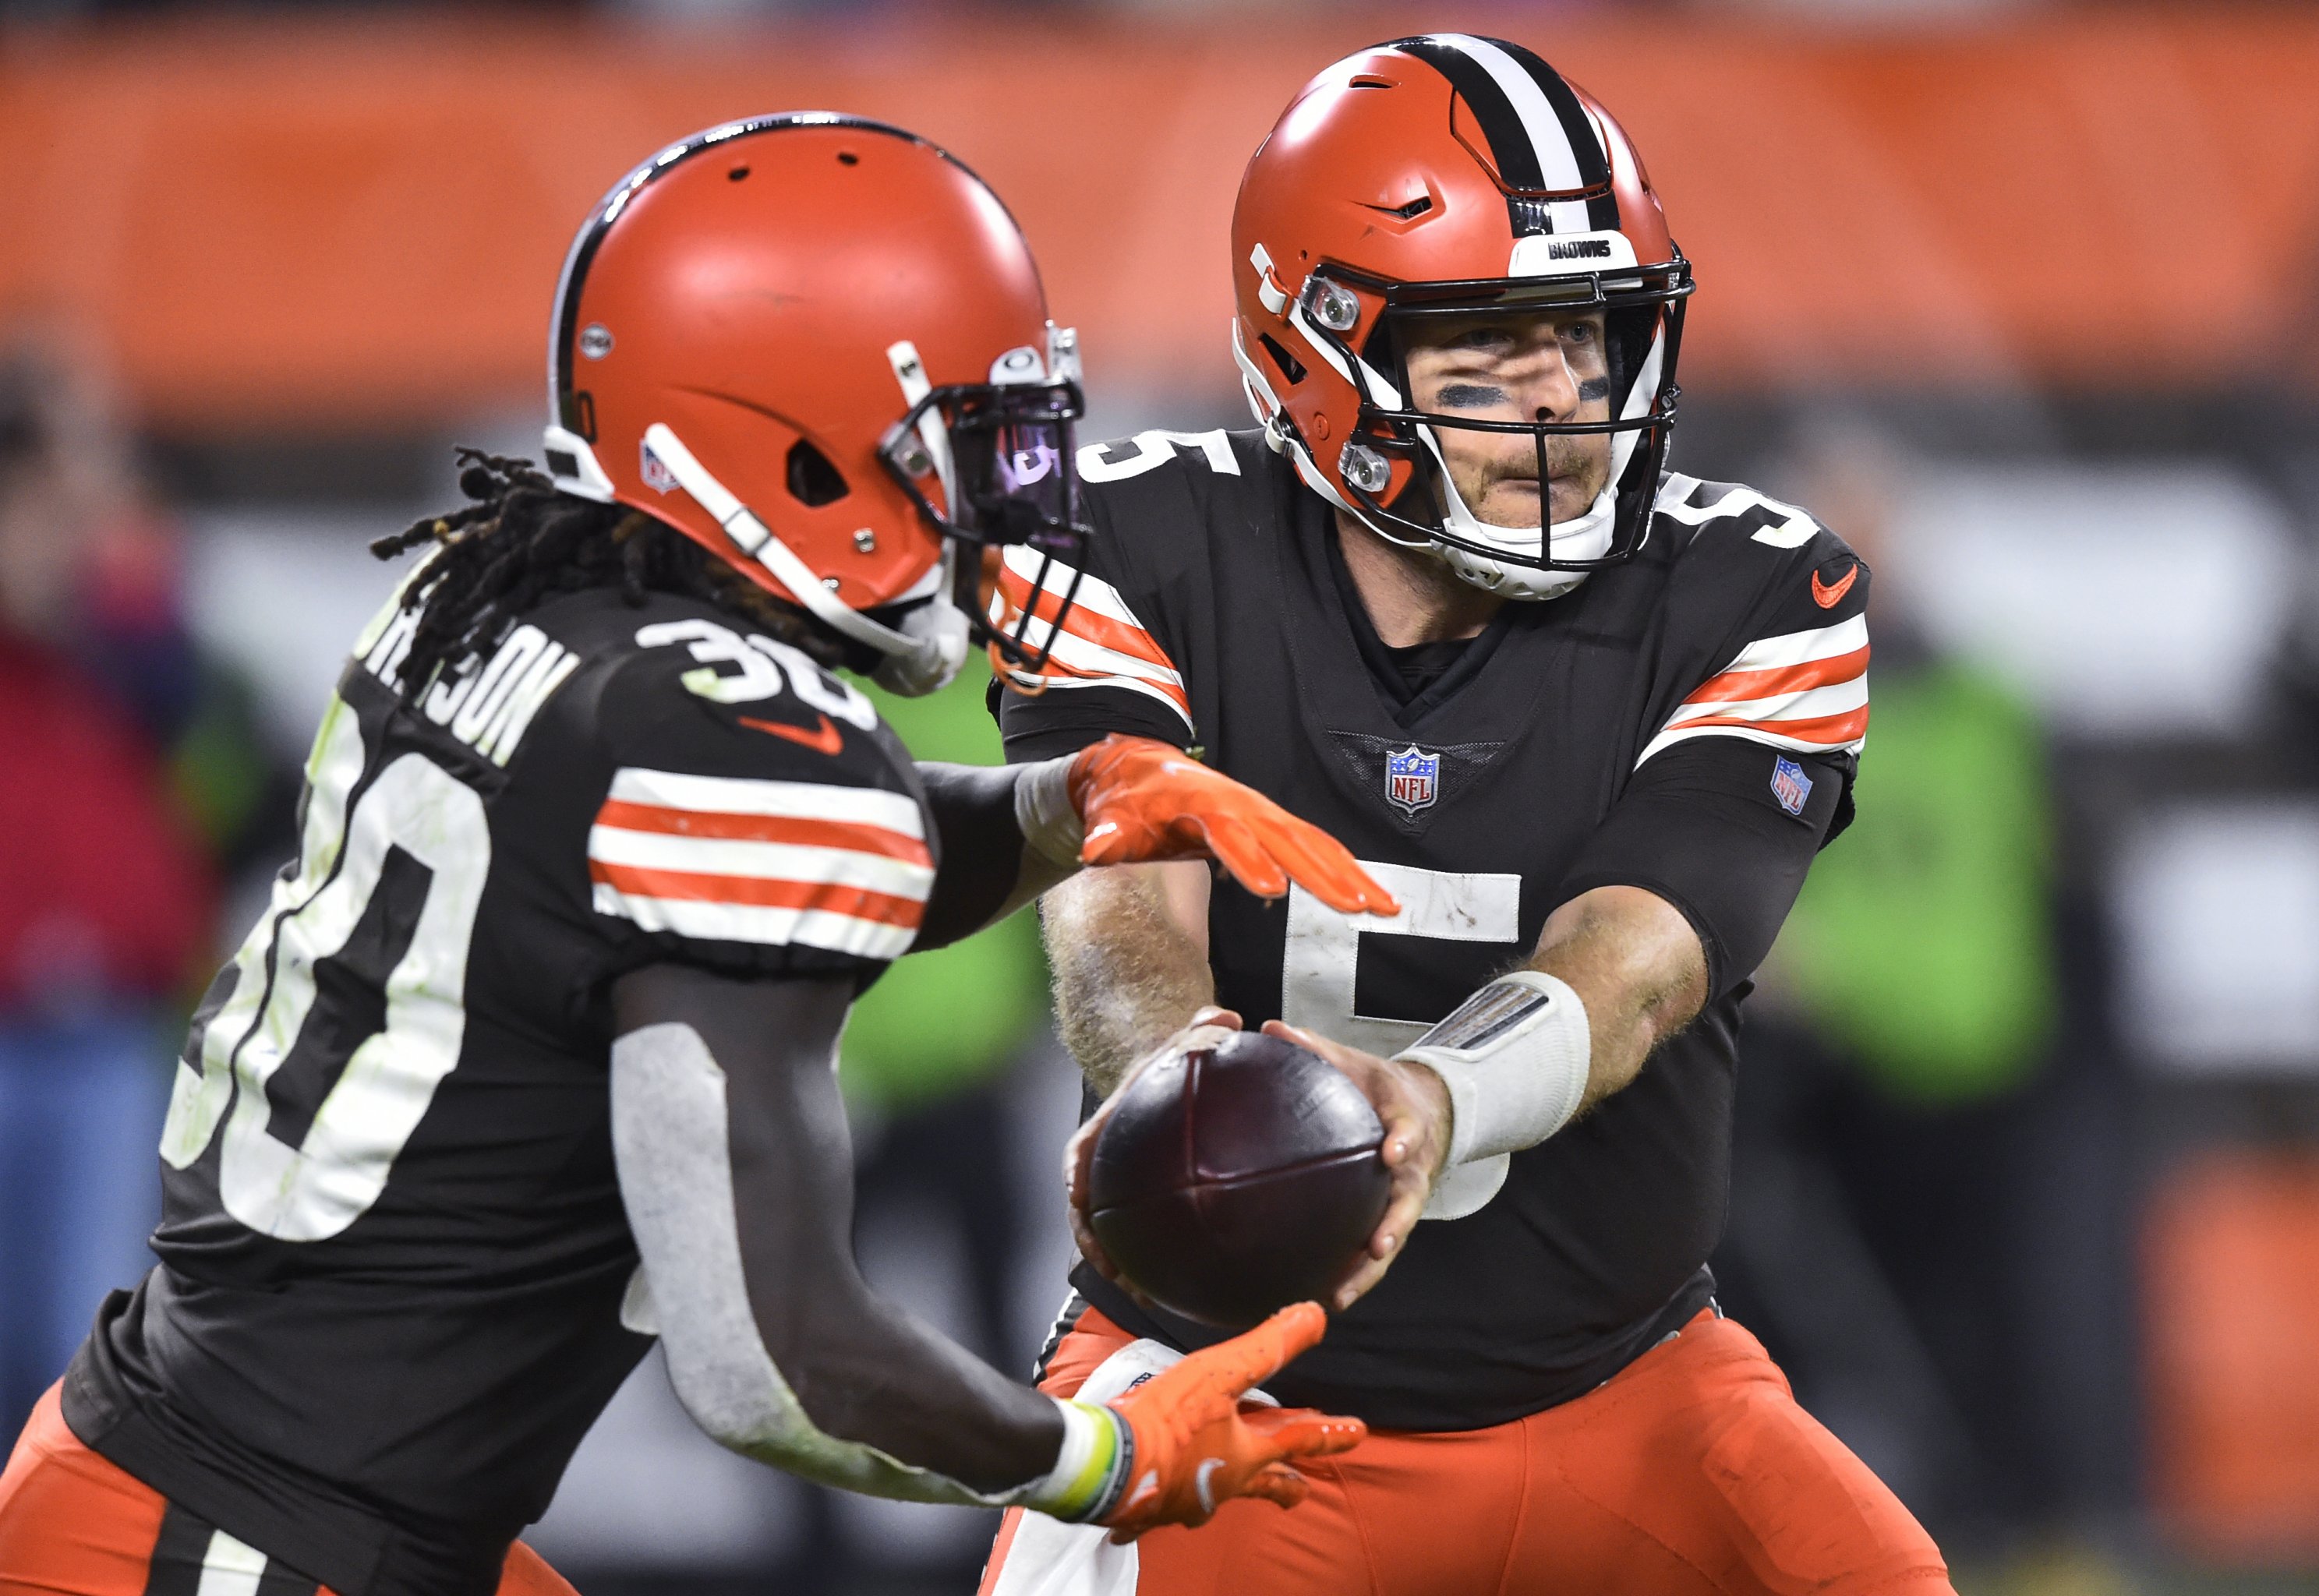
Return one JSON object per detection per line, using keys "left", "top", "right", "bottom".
{"left": 359, "top": 601, "right": 580, "bottom": 767}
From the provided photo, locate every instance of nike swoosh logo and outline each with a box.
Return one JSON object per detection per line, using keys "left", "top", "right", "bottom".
{"left": 1194, "top": 1457, "right": 1225, "bottom": 1516}
{"left": 1811, "top": 564, "right": 1858, "bottom": 609}
{"left": 738, "top": 712, "right": 843, "bottom": 755}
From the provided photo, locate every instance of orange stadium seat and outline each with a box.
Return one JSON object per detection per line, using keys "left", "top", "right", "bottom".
{"left": 2146, "top": 1151, "right": 2319, "bottom": 1560}
{"left": 2, "top": 11, "right": 2318, "bottom": 427}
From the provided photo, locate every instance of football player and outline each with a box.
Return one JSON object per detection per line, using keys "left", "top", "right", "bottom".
{"left": 978, "top": 37, "right": 1957, "bottom": 1596}
{"left": 0, "top": 116, "right": 1392, "bottom": 1596}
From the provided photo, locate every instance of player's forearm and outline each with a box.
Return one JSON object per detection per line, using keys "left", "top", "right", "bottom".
{"left": 764, "top": 1273, "right": 1064, "bottom": 1493}
{"left": 1041, "top": 862, "right": 1214, "bottom": 1095}
{"left": 1529, "top": 885, "right": 1706, "bottom": 1110}
{"left": 1389, "top": 885, "right": 1705, "bottom": 1177}
{"left": 912, "top": 757, "right": 1082, "bottom": 950}
{"left": 610, "top": 967, "right": 1079, "bottom": 1503}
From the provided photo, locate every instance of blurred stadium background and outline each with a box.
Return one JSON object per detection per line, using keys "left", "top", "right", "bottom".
{"left": 4, "top": 0, "right": 2319, "bottom": 1591}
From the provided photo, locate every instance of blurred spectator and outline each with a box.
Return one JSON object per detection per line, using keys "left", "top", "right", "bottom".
{"left": 0, "top": 327, "right": 275, "bottom": 1440}
{"left": 1712, "top": 418, "right": 2137, "bottom": 1577}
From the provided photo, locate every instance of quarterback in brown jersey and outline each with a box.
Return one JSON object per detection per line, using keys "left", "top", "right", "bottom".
{"left": 977, "top": 35, "right": 1955, "bottom": 1596}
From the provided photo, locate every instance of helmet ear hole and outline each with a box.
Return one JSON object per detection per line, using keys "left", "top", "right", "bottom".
{"left": 1257, "top": 333, "right": 1307, "bottom": 386}
{"left": 785, "top": 439, "right": 850, "bottom": 507}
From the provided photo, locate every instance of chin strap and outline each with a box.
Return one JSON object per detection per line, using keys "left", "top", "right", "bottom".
{"left": 1429, "top": 479, "right": 1617, "bottom": 602}
{"left": 641, "top": 422, "right": 965, "bottom": 695}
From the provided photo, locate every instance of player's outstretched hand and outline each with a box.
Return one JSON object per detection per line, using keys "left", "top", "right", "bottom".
{"left": 1263, "top": 1020, "right": 1450, "bottom": 1312}
{"left": 1095, "top": 1301, "right": 1365, "bottom": 1541}
{"left": 1067, "top": 736, "right": 1398, "bottom": 916}
{"left": 1063, "top": 1008, "right": 1244, "bottom": 1294}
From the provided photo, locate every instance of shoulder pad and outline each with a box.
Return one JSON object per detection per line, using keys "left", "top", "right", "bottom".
{"left": 587, "top": 607, "right": 929, "bottom": 964}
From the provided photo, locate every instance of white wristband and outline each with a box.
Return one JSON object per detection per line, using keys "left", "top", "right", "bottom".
{"left": 1395, "top": 971, "right": 1592, "bottom": 1165}
{"left": 1014, "top": 754, "right": 1085, "bottom": 873}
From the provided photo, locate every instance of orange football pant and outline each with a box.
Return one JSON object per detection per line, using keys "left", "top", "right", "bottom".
{"left": 0, "top": 1384, "right": 574, "bottom": 1596}
{"left": 981, "top": 1307, "right": 1955, "bottom": 1596}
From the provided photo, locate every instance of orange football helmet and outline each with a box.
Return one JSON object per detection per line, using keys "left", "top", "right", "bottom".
{"left": 543, "top": 114, "right": 1088, "bottom": 694}
{"left": 1232, "top": 36, "right": 1692, "bottom": 600}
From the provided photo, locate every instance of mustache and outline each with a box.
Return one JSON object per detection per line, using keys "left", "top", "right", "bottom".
{"left": 1479, "top": 440, "right": 1603, "bottom": 488}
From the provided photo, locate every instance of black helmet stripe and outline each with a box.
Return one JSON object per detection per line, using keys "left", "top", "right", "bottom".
{"left": 1496, "top": 40, "right": 1624, "bottom": 232}
{"left": 1395, "top": 35, "right": 1619, "bottom": 236}
{"left": 1396, "top": 37, "right": 1546, "bottom": 192}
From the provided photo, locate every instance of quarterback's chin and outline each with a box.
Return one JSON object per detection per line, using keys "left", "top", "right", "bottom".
{"left": 1450, "top": 480, "right": 1530, "bottom": 529}
{"left": 1545, "top": 478, "right": 1604, "bottom": 528}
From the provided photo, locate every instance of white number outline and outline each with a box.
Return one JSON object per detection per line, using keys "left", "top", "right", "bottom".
{"left": 632, "top": 618, "right": 878, "bottom": 730}
{"left": 1074, "top": 429, "right": 1240, "bottom": 482}
{"left": 162, "top": 695, "right": 491, "bottom": 1241}
{"left": 1283, "top": 860, "right": 1523, "bottom": 1220}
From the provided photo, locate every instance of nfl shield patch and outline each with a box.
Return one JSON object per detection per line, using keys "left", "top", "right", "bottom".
{"left": 1770, "top": 754, "right": 1813, "bottom": 817}
{"left": 640, "top": 439, "right": 679, "bottom": 494}
{"left": 1386, "top": 745, "right": 1441, "bottom": 815}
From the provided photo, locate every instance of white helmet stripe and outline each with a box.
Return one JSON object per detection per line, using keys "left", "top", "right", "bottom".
{"left": 1428, "top": 34, "right": 1599, "bottom": 235}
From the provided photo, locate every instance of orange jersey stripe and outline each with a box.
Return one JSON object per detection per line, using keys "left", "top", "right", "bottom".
{"left": 1681, "top": 644, "right": 1871, "bottom": 707}
{"left": 1666, "top": 704, "right": 1871, "bottom": 744}
{"left": 998, "top": 568, "right": 1178, "bottom": 673}
{"left": 594, "top": 800, "right": 932, "bottom": 866}
{"left": 589, "top": 860, "right": 926, "bottom": 928}
{"left": 1014, "top": 648, "right": 1193, "bottom": 719}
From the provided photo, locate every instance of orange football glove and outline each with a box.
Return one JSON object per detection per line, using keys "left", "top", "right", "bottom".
{"left": 1095, "top": 1302, "right": 1366, "bottom": 1541}
{"left": 1068, "top": 736, "right": 1398, "bottom": 917}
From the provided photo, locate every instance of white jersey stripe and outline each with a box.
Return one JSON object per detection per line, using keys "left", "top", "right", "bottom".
{"left": 587, "top": 827, "right": 935, "bottom": 901}
{"left": 1000, "top": 545, "right": 1151, "bottom": 632}
{"left": 592, "top": 885, "right": 917, "bottom": 961}
{"left": 1636, "top": 720, "right": 1869, "bottom": 768}
{"left": 1714, "top": 614, "right": 1871, "bottom": 675}
{"left": 995, "top": 545, "right": 1196, "bottom": 734}
{"left": 1665, "top": 677, "right": 1869, "bottom": 728}
{"left": 1014, "top": 620, "right": 1188, "bottom": 695}
{"left": 605, "top": 769, "right": 925, "bottom": 839}
{"left": 1003, "top": 670, "right": 1197, "bottom": 734}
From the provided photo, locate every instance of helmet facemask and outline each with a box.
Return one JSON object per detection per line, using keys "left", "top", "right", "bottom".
{"left": 1288, "top": 252, "right": 1690, "bottom": 601}
{"left": 878, "top": 340, "right": 1092, "bottom": 680}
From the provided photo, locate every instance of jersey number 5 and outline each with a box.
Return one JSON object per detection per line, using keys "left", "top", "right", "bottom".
{"left": 1283, "top": 861, "right": 1522, "bottom": 1222}
{"left": 161, "top": 696, "right": 490, "bottom": 1241}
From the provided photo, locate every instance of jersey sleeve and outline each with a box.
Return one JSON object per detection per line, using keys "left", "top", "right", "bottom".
{"left": 583, "top": 616, "right": 934, "bottom": 987}
{"left": 991, "top": 435, "right": 1216, "bottom": 762}
{"left": 1561, "top": 736, "right": 1850, "bottom": 998}
{"left": 1639, "top": 486, "right": 1871, "bottom": 771}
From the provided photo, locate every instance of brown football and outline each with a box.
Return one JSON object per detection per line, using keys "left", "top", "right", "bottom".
{"left": 1087, "top": 1029, "right": 1391, "bottom": 1328}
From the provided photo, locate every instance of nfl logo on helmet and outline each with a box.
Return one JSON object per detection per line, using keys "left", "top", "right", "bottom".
{"left": 1386, "top": 746, "right": 1441, "bottom": 815}
{"left": 639, "top": 438, "right": 680, "bottom": 495}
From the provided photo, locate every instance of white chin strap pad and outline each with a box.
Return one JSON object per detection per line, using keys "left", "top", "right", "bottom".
{"left": 871, "top": 599, "right": 970, "bottom": 697}
{"left": 1428, "top": 479, "right": 1617, "bottom": 602}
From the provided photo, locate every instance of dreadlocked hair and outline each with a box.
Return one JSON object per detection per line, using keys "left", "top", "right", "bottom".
{"left": 370, "top": 448, "right": 843, "bottom": 703}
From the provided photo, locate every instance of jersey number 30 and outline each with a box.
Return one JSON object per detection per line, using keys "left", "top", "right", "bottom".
{"left": 161, "top": 697, "right": 489, "bottom": 1241}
